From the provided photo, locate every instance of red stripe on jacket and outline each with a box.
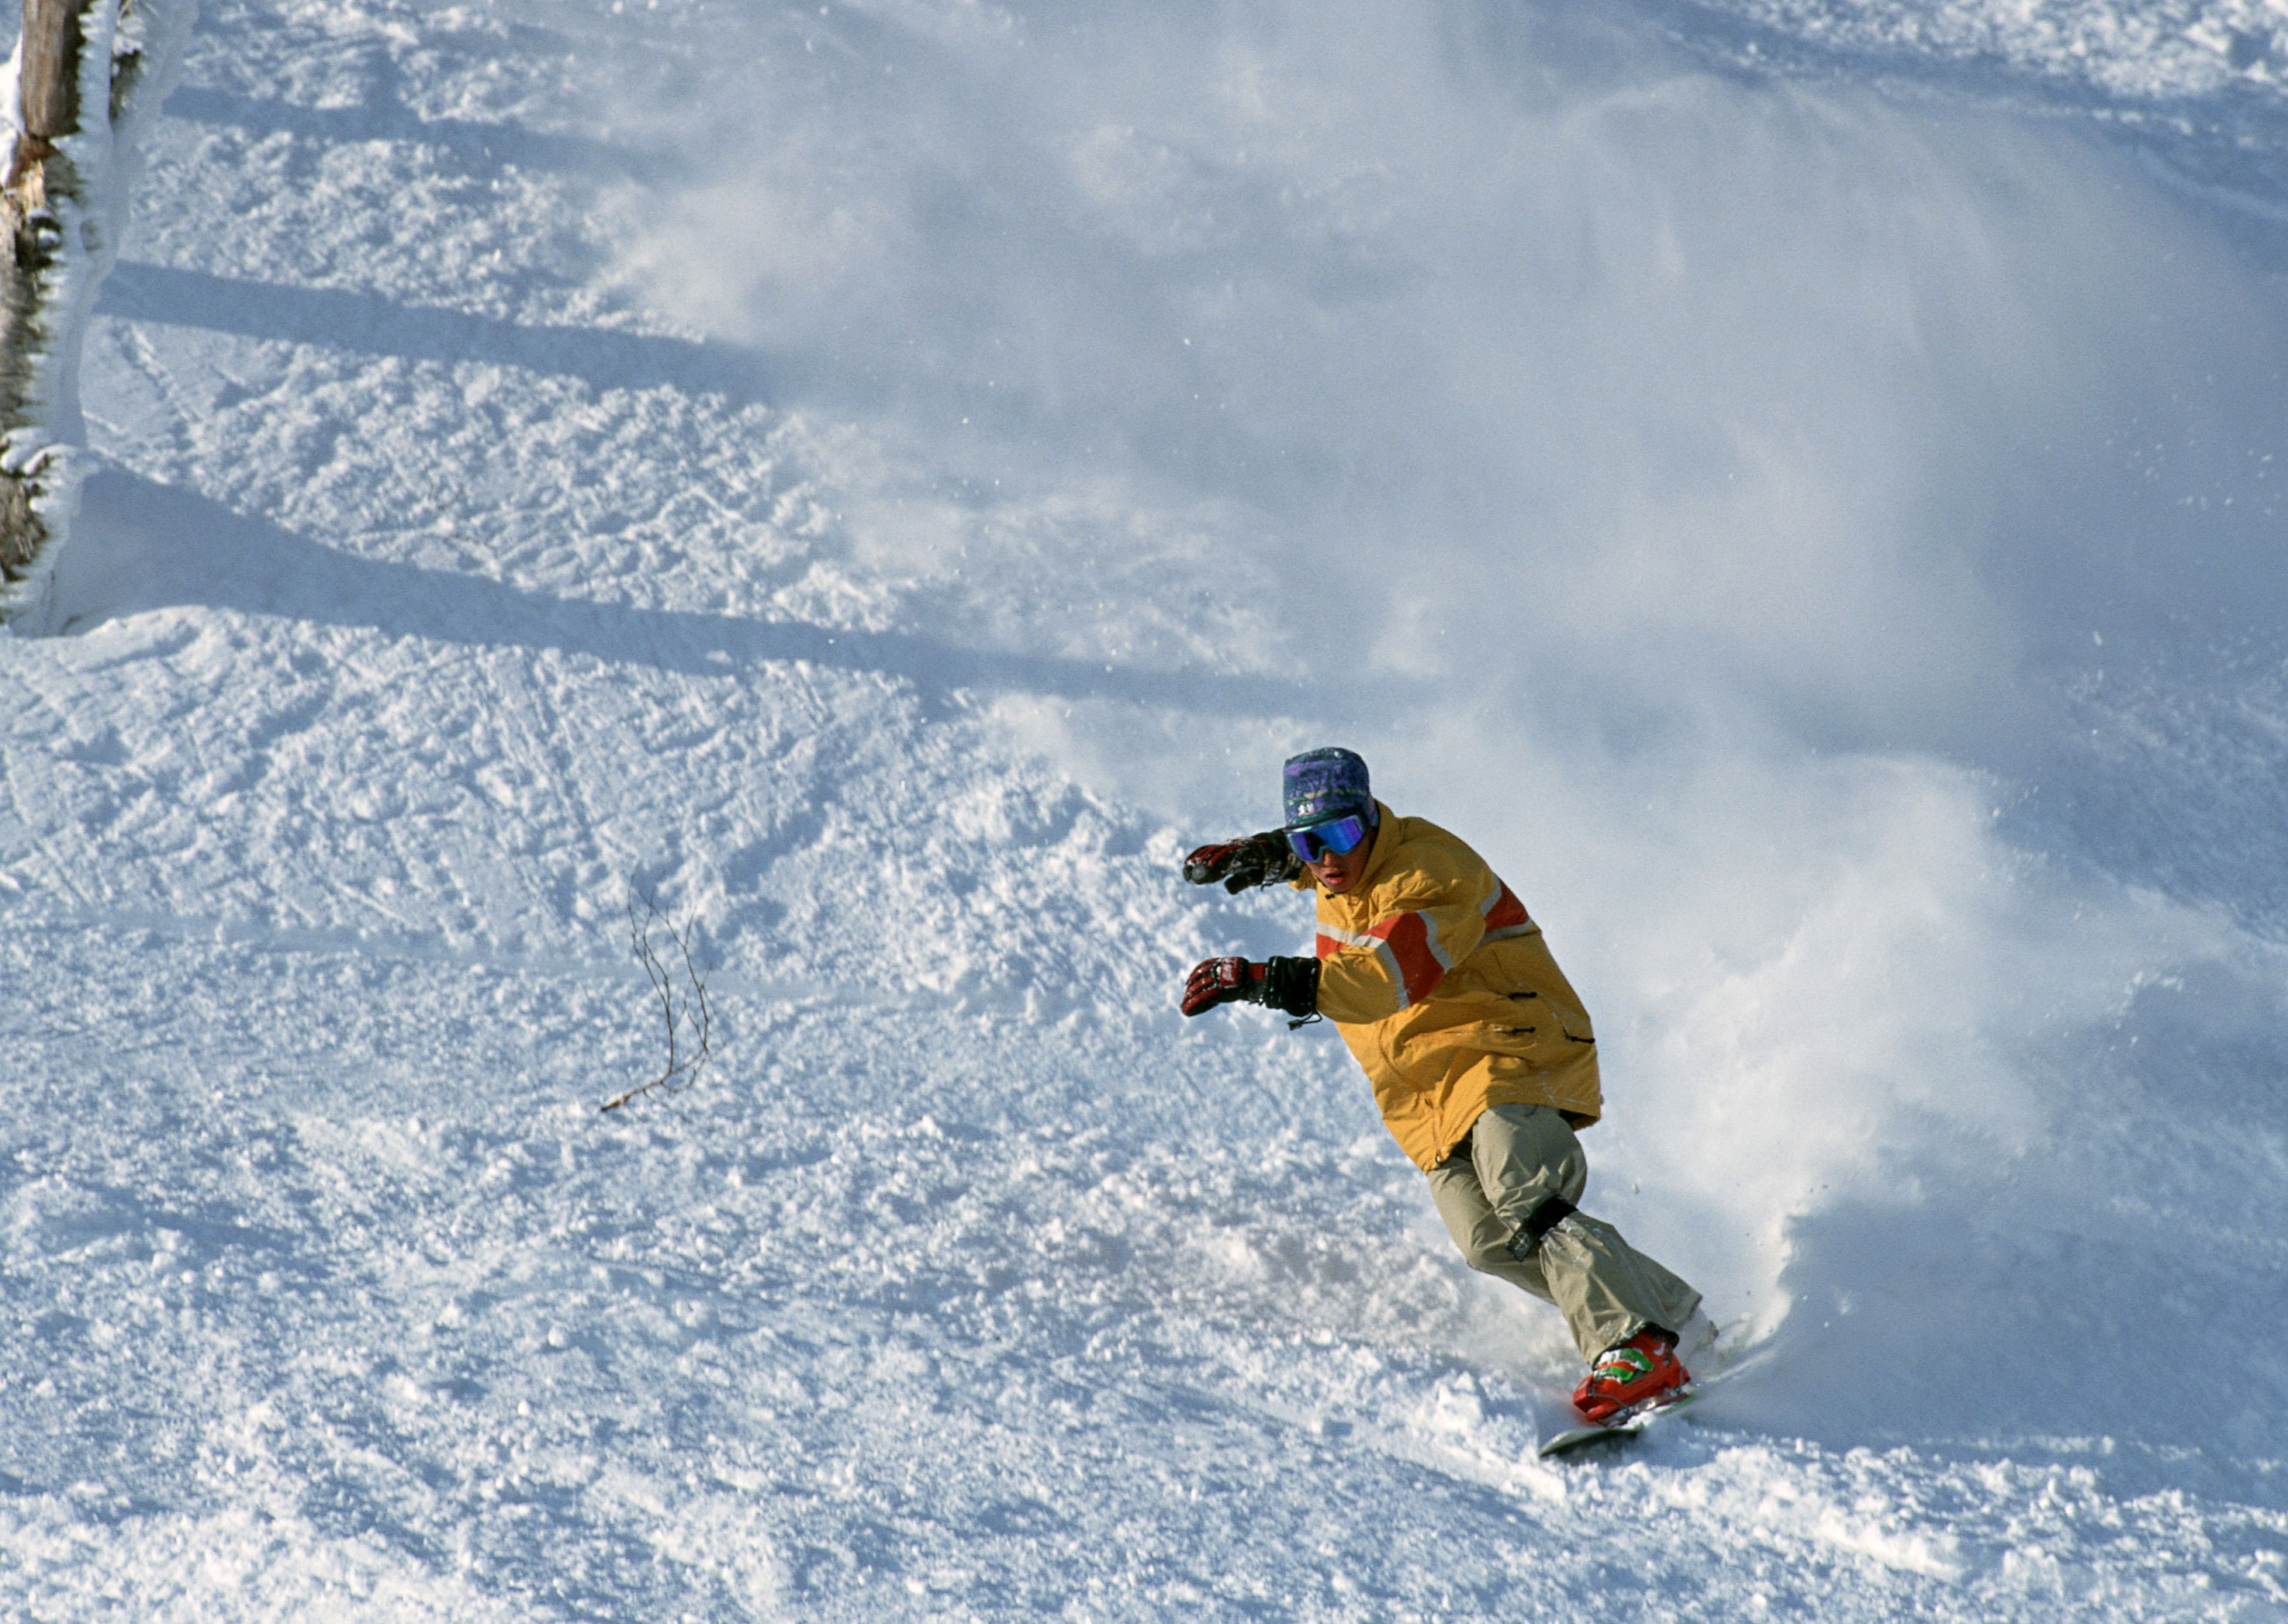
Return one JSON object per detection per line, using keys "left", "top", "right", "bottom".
{"left": 1482, "top": 881, "right": 1533, "bottom": 939}
{"left": 1370, "top": 910, "right": 1446, "bottom": 1006}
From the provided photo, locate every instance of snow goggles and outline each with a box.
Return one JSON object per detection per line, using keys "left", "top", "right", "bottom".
{"left": 1285, "top": 811, "right": 1371, "bottom": 863}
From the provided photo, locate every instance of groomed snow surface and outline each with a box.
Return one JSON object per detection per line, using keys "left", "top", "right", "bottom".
{"left": 5, "top": 0, "right": 2288, "bottom": 1616}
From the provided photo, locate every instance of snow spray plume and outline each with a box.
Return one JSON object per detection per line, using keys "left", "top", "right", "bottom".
{"left": 601, "top": 0, "right": 2288, "bottom": 1443}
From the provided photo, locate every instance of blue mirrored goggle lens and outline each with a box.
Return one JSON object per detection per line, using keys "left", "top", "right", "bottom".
{"left": 1286, "top": 813, "right": 1369, "bottom": 862}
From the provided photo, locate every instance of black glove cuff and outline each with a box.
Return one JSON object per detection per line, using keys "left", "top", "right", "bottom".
{"left": 1257, "top": 955, "right": 1320, "bottom": 1020}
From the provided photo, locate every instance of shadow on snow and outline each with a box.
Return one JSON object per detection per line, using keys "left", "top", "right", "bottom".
{"left": 57, "top": 468, "right": 1316, "bottom": 721}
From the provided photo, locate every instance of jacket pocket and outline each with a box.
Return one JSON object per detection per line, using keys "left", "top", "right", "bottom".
{"left": 1550, "top": 1001, "right": 1595, "bottom": 1044}
{"left": 1504, "top": 990, "right": 1593, "bottom": 1045}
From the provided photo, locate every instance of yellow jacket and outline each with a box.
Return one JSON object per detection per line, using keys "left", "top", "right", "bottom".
{"left": 1307, "top": 804, "right": 1602, "bottom": 1170}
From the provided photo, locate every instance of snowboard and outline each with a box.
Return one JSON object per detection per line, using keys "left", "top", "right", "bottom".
{"left": 1534, "top": 1388, "right": 1696, "bottom": 1460}
{"left": 1534, "top": 1318, "right": 1757, "bottom": 1459}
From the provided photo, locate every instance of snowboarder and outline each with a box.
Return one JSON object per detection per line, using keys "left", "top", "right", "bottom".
{"left": 1179, "top": 747, "right": 1705, "bottom": 1424}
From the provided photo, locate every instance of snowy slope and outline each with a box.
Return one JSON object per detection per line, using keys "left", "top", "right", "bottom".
{"left": 3, "top": 0, "right": 2288, "bottom": 1616}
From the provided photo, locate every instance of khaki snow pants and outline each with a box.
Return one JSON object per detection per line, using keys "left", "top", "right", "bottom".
{"left": 1426, "top": 1102, "right": 1702, "bottom": 1364}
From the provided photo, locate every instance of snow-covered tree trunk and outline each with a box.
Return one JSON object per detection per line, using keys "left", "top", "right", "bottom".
{"left": 0, "top": 0, "right": 192, "bottom": 631}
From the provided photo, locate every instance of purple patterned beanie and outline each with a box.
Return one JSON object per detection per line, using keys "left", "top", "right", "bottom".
{"left": 1283, "top": 748, "right": 1375, "bottom": 828}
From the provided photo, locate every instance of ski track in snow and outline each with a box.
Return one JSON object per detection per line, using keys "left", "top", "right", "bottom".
{"left": 2, "top": 0, "right": 2287, "bottom": 1616}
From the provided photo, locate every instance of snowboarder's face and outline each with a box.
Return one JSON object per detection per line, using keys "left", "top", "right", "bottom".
{"left": 1308, "top": 825, "right": 1374, "bottom": 893}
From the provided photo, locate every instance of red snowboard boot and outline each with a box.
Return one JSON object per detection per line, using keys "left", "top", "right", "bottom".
{"left": 1572, "top": 1330, "right": 1691, "bottom": 1423}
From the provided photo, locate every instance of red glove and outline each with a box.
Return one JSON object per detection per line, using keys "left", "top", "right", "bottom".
{"left": 1180, "top": 955, "right": 1320, "bottom": 1018}
{"left": 1181, "top": 832, "right": 1302, "bottom": 893}
{"left": 1181, "top": 956, "right": 1263, "bottom": 1016}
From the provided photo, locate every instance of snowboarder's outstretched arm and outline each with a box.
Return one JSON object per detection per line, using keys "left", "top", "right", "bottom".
{"left": 1180, "top": 955, "right": 1320, "bottom": 1018}
{"left": 1181, "top": 831, "right": 1303, "bottom": 893}
{"left": 1177, "top": 832, "right": 1318, "bottom": 1018}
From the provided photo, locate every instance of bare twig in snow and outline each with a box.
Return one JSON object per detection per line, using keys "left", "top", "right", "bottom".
{"left": 600, "top": 882, "right": 714, "bottom": 1112}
